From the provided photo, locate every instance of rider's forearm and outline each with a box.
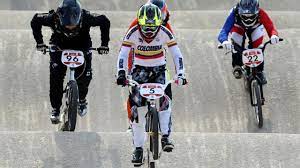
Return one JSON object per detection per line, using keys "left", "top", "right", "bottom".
{"left": 89, "top": 13, "right": 111, "bottom": 47}
{"left": 169, "top": 45, "right": 185, "bottom": 75}
{"left": 218, "top": 9, "right": 235, "bottom": 43}
{"left": 98, "top": 15, "right": 111, "bottom": 46}
{"left": 117, "top": 46, "right": 131, "bottom": 72}
{"left": 87, "top": 12, "right": 110, "bottom": 46}
{"left": 259, "top": 9, "right": 278, "bottom": 38}
{"left": 31, "top": 13, "right": 46, "bottom": 44}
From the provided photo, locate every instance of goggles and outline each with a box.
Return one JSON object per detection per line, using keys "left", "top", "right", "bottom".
{"left": 141, "top": 25, "right": 159, "bottom": 33}
{"left": 240, "top": 13, "right": 258, "bottom": 21}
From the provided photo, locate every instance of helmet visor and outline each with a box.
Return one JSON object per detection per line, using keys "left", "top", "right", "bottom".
{"left": 58, "top": 6, "right": 81, "bottom": 26}
{"left": 238, "top": 0, "right": 259, "bottom": 15}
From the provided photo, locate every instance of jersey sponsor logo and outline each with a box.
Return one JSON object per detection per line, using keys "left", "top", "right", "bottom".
{"left": 119, "top": 59, "right": 124, "bottom": 69}
{"left": 137, "top": 45, "right": 162, "bottom": 52}
{"left": 179, "top": 58, "right": 183, "bottom": 70}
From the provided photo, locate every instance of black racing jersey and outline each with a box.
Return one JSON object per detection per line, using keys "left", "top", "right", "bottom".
{"left": 31, "top": 9, "right": 110, "bottom": 50}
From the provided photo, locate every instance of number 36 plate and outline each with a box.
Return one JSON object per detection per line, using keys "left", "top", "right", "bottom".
{"left": 61, "top": 50, "right": 85, "bottom": 68}
{"left": 242, "top": 48, "right": 264, "bottom": 68}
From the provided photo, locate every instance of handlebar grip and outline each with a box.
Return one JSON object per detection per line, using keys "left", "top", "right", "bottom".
{"left": 279, "top": 38, "right": 284, "bottom": 42}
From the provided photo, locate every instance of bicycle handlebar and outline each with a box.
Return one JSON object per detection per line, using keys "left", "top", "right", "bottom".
{"left": 126, "top": 78, "right": 178, "bottom": 90}
{"left": 41, "top": 45, "right": 98, "bottom": 54}
{"left": 217, "top": 38, "right": 284, "bottom": 52}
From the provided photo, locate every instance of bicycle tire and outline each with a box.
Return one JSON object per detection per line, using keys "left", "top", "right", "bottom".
{"left": 149, "top": 107, "right": 159, "bottom": 160}
{"left": 66, "top": 80, "right": 79, "bottom": 131}
{"left": 150, "top": 162, "right": 155, "bottom": 168}
{"left": 251, "top": 80, "right": 263, "bottom": 128}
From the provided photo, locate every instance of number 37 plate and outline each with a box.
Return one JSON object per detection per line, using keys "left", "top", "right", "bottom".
{"left": 61, "top": 50, "right": 85, "bottom": 68}
{"left": 242, "top": 48, "right": 264, "bottom": 68}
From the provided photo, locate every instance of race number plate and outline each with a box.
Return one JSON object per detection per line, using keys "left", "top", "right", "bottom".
{"left": 61, "top": 50, "right": 85, "bottom": 68}
{"left": 139, "top": 83, "right": 164, "bottom": 100}
{"left": 242, "top": 48, "right": 264, "bottom": 68}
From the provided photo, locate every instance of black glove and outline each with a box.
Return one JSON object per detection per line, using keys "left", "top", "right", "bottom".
{"left": 177, "top": 74, "right": 188, "bottom": 85}
{"left": 116, "top": 70, "right": 127, "bottom": 86}
{"left": 97, "top": 46, "right": 109, "bottom": 55}
{"left": 36, "top": 43, "right": 47, "bottom": 54}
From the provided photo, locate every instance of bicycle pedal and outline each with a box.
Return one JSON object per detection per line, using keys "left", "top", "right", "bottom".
{"left": 133, "top": 159, "right": 144, "bottom": 167}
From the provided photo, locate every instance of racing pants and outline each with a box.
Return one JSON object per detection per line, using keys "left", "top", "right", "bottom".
{"left": 128, "top": 65, "right": 172, "bottom": 148}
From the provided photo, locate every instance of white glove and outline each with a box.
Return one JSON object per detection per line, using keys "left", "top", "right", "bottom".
{"left": 222, "top": 41, "right": 232, "bottom": 51}
{"left": 177, "top": 74, "right": 187, "bottom": 86}
{"left": 271, "top": 35, "right": 280, "bottom": 45}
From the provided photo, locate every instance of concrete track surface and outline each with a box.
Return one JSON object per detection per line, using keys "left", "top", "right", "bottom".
{"left": 0, "top": 132, "right": 299, "bottom": 168}
{"left": 0, "top": 0, "right": 299, "bottom": 168}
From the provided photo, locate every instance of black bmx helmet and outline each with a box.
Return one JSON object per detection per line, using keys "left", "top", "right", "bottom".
{"left": 238, "top": 0, "right": 260, "bottom": 27}
{"left": 56, "top": 0, "right": 82, "bottom": 37}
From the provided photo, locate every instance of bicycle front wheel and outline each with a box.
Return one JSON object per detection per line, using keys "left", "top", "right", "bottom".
{"left": 251, "top": 80, "right": 263, "bottom": 128}
{"left": 149, "top": 107, "right": 159, "bottom": 160}
{"left": 149, "top": 162, "right": 155, "bottom": 168}
{"left": 66, "top": 80, "right": 79, "bottom": 131}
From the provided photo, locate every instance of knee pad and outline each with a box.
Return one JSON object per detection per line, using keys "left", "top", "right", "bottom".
{"left": 159, "top": 95, "right": 172, "bottom": 112}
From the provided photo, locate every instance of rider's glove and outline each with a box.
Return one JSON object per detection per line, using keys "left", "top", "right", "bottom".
{"left": 222, "top": 41, "right": 232, "bottom": 51}
{"left": 177, "top": 73, "right": 187, "bottom": 86}
{"left": 36, "top": 43, "right": 47, "bottom": 53}
{"left": 49, "top": 45, "right": 60, "bottom": 52}
{"left": 116, "top": 70, "right": 127, "bottom": 86}
{"left": 271, "top": 35, "right": 280, "bottom": 45}
{"left": 97, "top": 46, "right": 109, "bottom": 55}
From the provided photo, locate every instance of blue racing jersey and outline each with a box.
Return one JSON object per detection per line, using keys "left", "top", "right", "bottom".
{"left": 218, "top": 9, "right": 235, "bottom": 43}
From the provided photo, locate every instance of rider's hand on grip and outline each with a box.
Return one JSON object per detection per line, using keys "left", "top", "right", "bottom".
{"left": 97, "top": 46, "right": 109, "bottom": 55}
{"left": 116, "top": 70, "right": 127, "bottom": 87}
{"left": 271, "top": 35, "right": 280, "bottom": 45}
{"left": 177, "top": 74, "right": 187, "bottom": 86}
{"left": 222, "top": 41, "right": 232, "bottom": 51}
{"left": 36, "top": 43, "right": 47, "bottom": 54}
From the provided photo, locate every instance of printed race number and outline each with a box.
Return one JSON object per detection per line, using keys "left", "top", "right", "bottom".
{"left": 61, "top": 50, "right": 85, "bottom": 68}
{"left": 140, "top": 83, "right": 164, "bottom": 99}
{"left": 242, "top": 48, "right": 264, "bottom": 68}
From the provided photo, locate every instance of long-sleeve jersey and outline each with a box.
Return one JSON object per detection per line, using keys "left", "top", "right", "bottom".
{"left": 31, "top": 9, "right": 110, "bottom": 50}
{"left": 218, "top": 8, "right": 278, "bottom": 43}
{"left": 117, "top": 25, "right": 185, "bottom": 75}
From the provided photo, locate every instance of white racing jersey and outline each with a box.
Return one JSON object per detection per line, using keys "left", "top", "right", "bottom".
{"left": 117, "top": 25, "right": 185, "bottom": 75}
